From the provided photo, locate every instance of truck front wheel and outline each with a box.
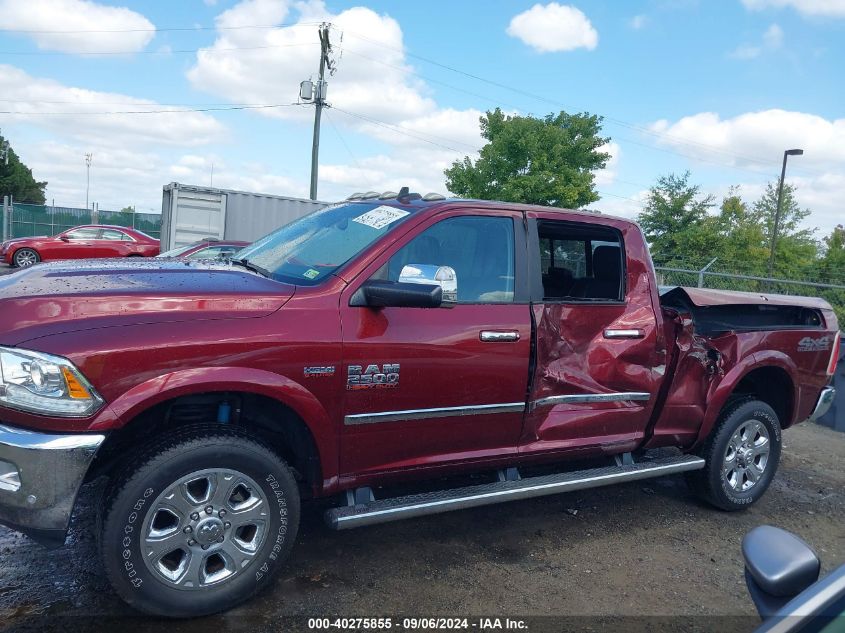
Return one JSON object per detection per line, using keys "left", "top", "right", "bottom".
{"left": 686, "top": 398, "right": 782, "bottom": 511}
{"left": 100, "top": 430, "right": 300, "bottom": 617}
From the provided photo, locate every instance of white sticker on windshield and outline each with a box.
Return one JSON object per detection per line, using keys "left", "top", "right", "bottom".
{"left": 352, "top": 206, "right": 410, "bottom": 230}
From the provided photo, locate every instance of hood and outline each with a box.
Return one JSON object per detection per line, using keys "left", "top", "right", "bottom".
{"left": 0, "top": 258, "right": 295, "bottom": 344}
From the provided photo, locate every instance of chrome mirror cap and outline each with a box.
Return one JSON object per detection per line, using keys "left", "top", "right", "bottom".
{"left": 399, "top": 264, "right": 458, "bottom": 302}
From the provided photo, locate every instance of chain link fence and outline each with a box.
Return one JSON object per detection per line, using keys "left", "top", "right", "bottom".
{"left": 3, "top": 202, "right": 161, "bottom": 240}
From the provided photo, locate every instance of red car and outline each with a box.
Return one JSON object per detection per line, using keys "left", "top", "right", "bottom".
{"left": 156, "top": 238, "right": 249, "bottom": 260}
{"left": 1, "top": 225, "right": 160, "bottom": 268}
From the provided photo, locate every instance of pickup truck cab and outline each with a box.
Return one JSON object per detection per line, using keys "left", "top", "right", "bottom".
{"left": 0, "top": 192, "right": 839, "bottom": 617}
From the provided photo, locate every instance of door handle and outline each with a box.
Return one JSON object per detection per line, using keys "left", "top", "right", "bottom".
{"left": 480, "top": 330, "right": 520, "bottom": 342}
{"left": 604, "top": 328, "right": 645, "bottom": 339}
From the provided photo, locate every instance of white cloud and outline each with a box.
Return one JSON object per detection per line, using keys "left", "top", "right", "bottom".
{"left": 187, "top": 0, "right": 490, "bottom": 197}
{"left": 741, "top": 0, "right": 845, "bottom": 17}
{"left": 629, "top": 14, "right": 649, "bottom": 29}
{"left": 650, "top": 109, "right": 845, "bottom": 169}
{"left": 188, "top": 1, "right": 436, "bottom": 126}
{"left": 729, "top": 22, "right": 783, "bottom": 58}
{"left": 649, "top": 109, "right": 845, "bottom": 233}
{"left": 506, "top": 3, "right": 598, "bottom": 52}
{"left": 763, "top": 23, "right": 784, "bottom": 47}
{"left": 594, "top": 141, "right": 620, "bottom": 187}
{"left": 0, "top": 64, "right": 226, "bottom": 147}
{"left": 0, "top": 0, "right": 155, "bottom": 54}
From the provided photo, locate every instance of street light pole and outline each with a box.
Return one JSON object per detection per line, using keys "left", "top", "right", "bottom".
{"left": 85, "top": 152, "right": 93, "bottom": 210}
{"left": 767, "top": 148, "right": 803, "bottom": 279}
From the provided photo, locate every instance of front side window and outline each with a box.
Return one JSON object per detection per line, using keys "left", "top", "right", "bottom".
{"left": 538, "top": 220, "right": 625, "bottom": 302}
{"left": 64, "top": 228, "right": 100, "bottom": 240}
{"left": 379, "top": 215, "right": 515, "bottom": 303}
{"left": 236, "top": 203, "right": 417, "bottom": 285}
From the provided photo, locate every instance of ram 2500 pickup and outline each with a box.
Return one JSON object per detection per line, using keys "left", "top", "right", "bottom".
{"left": 0, "top": 191, "right": 839, "bottom": 617}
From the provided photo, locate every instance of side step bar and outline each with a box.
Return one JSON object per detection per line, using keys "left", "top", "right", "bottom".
{"left": 326, "top": 454, "right": 705, "bottom": 530}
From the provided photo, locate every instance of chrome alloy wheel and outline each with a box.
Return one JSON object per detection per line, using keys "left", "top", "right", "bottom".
{"left": 141, "top": 469, "right": 269, "bottom": 589}
{"left": 723, "top": 419, "right": 771, "bottom": 492}
{"left": 14, "top": 249, "right": 38, "bottom": 267}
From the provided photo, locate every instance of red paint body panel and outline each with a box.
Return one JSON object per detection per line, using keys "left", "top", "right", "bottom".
{"left": 0, "top": 199, "right": 837, "bottom": 499}
{"left": 1, "top": 225, "right": 159, "bottom": 264}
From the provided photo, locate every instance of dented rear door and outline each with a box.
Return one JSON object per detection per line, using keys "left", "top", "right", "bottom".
{"left": 520, "top": 212, "right": 666, "bottom": 457}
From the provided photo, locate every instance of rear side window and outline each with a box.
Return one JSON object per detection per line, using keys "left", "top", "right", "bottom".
{"left": 537, "top": 221, "right": 625, "bottom": 302}
{"left": 100, "top": 229, "right": 130, "bottom": 241}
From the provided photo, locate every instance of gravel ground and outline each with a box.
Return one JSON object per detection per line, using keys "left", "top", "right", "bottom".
{"left": 1, "top": 421, "right": 843, "bottom": 632}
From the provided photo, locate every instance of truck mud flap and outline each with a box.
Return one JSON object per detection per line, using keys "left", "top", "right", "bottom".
{"left": 325, "top": 454, "right": 705, "bottom": 530}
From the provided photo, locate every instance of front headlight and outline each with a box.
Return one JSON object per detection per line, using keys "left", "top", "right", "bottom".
{"left": 0, "top": 347, "right": 103, "bottom": 417}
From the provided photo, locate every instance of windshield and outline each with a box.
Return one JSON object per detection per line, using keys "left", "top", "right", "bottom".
{"left": 157, "top": 243, "right": 199, "bottom": 258}
{"left": 236, "top": 202, "right": 415, "bottom": 284}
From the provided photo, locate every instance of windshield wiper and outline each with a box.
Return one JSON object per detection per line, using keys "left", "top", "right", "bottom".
{"left": 232, "top": 257, "right": 272, "bottom": 278}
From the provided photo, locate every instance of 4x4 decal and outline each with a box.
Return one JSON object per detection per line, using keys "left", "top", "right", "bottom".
{"left": 798, "top": 335, "right": 833, "bottom": 352}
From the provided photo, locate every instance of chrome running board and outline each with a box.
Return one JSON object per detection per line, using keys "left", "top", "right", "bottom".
{"left": 325, "top": 454, "right": 705, "bottom": 530}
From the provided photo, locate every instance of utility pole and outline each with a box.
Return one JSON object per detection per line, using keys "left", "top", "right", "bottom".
{"left": 767, "top": 148, "right": 804, "bottom": 279}
{"left": 304, "top": 23, "right": 332, "bottom": 201}
{"left": 85, "top": 152, "right": 93, "bottom": 210}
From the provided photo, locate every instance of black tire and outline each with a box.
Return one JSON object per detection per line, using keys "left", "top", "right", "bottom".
{"left": 100, "top": 429, "right": 300, "bottom": 617}
{"left": 13, "top": 247, "right": 40, "bottom": 267}
{"left": 686, "top": 398, "right": 782, "bottom": 511}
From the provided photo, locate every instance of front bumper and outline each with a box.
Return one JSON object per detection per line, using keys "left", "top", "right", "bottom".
{"left": 807, "top": 386, "right": 836, "bottom": 422}
{"left": 0, "top": 423, "right": 104, "bottom": 547}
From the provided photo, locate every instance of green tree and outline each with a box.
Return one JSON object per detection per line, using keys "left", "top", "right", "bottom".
{"left": 0, "top": 134, "right": 47, "bottom": 204}
{"left": 818, "top": 225, "right": 845, "bottom": 326}
{"left": 444, "top": 108, "right": 610, "bottom": 208}
{"left": 712, "top": 186, "right": 769, "bottom": 275}
{"left": 636, "top": 171, "right": 715, "bottom": 263}
{"left": 120, "top": 205, "right": 136, "bottom": 214}
{"left": 753, "top": 181, "right": 818, "bottom": 277}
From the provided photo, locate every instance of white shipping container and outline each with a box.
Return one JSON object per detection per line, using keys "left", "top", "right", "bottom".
{"left": 160, "top": 183, "right": 327, "bottom": 250}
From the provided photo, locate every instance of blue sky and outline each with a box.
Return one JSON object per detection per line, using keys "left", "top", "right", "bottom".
{"left": 1, "top": 0, "right": 843, "bottom": 237}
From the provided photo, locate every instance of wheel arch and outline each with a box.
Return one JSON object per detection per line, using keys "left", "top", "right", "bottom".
{"left": 695, "top": 354, "right": 798, "bottom": 448}
{"left": 88, "top": 367, "right": 338, "bottom": 496}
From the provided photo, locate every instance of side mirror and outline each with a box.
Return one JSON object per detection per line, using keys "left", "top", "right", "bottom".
{"left": 743, "top": 526, "right": 821, "bottom": 619}
{"left": 59, "top": 236, "right": 69, "bottom": 242}
{"left": 398, "top": 264, "right": 458, "bottom": 302}
{"left": 350, "top": 280, "right": 442, "bottom": 308}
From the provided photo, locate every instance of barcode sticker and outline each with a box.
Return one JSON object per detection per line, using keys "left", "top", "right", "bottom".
{"left": 352, "top": 206, "right": 410, "bottom": 230}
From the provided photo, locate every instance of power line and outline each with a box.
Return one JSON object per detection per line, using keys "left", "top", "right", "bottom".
{"left": 0, "top": 22, "right": 318, "bottom": 34}
{"left": 331, "top": 106, "right": 480, "bottom": 153}
{"left": 0, "top": 103, "right": 304, "bottom": 115}
{"left": 0, "top": 42, "right": 313, "bottom": 56}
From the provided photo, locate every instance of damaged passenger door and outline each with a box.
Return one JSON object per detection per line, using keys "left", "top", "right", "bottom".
{"left": 520, "top": 213, "right": 666, "bottom": 457}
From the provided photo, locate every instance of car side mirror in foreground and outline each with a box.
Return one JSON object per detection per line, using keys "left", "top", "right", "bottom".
{"left": 743, "top": 525, "right": 821, "bottom": 619}
{"left": 59, "top": 236, "right": 69, "bottom": 242}
{"left": 350, "top": 280, "right": 442, "bottom": 308}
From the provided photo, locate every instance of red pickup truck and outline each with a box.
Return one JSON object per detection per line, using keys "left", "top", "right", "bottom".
{"left": 0, "top": 192, "right": 838, "bottom": 617}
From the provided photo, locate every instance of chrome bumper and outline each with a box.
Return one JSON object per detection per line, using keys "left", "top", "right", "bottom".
{"left": 807, "top": 386, "right": 836, "bottom": 422}
{"left": 0, "top": 423, "right": 104, "bottom": 547}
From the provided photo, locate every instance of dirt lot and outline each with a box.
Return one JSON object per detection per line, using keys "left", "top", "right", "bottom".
{"left": 1, "top": 421, "right": 843, "bottom": 632}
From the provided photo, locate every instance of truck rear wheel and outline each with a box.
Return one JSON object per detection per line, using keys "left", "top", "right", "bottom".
{"left": 686, "top": 398, "right": 782, "bottom": 511}
{"left": 100, "top": 430, "right": 299, "bottom": 617}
